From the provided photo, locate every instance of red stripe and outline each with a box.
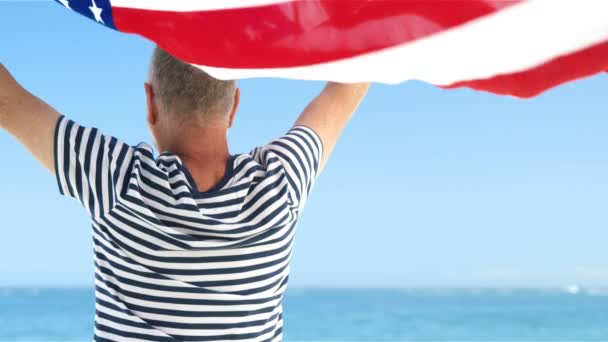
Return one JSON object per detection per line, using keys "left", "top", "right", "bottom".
{"left": 112, "top": 0, "right": 520, "bottom": 68}
{"left": 443, "top": 40, "right": 608, "bottom": 98}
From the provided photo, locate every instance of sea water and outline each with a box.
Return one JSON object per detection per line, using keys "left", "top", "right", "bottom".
{"left": 1, "top": 287, "right": 607, "bottom": 341}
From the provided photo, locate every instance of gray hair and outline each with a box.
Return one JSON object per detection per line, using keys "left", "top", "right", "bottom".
{"left": 148, "top": 47, "right": 236, "bottom": 126}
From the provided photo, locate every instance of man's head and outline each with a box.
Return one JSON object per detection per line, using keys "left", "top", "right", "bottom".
{"left": 145, "top": 47, "right": 239, "bottom": 151}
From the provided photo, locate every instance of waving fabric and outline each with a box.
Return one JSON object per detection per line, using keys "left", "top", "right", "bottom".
{"left": 55, "top": 0, "right": 608, "bottom": 97}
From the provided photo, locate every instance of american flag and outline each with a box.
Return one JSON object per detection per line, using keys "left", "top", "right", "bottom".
{"left": 55, "top": 0, "right": 608, "bottom": 98}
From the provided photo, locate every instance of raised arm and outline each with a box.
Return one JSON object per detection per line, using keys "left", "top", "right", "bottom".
{"left": 0, "top": 64, "right": 60, "bottom": 173}
{"left": 294, "top": 82, "right": 370, "bottom": 172}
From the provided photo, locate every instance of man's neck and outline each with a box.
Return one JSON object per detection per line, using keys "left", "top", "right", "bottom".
{"left": 162, "top": 127, "right": 231, "bottom": 192}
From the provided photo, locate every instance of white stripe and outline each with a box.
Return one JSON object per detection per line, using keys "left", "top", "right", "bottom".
{"left": 96, "top": 279, "right": 281, "bottom": 322}
{"left": 77, "top": 128, "right": 91, "bottom": 213}
{"left": 125, "top": 178, "right": 291, "bottom": 233}
{"left": 204, "top": 269, "right": 289, "bottom": 295}
{"left": 229, "top": 158, "right": 263, "bottom": 182}
{"left": 114, "top": 143, "right": 133, "bottom": 206}
{"left": 55, "top": 118, "right": 70, "bottom": 195}
{"left": 155, "top": 226, "right": 292, "bottom": 258}
{"left": 67, "top": 124, "right": 79, "bottom": 199}
{"left": 97, "top": 283, "right": 284, "bottom": 336}
{"left": 101, "top": 215, "right": 294, "bottom": 272}
{"left": 95, "top": 258, "right": 284, "bottom": 305}
{"left": 293, "top": 126, "right": 323, "bottom": 160}
{"left": 94, "top": 330, "right": 149, "bottom": 342}
{"left": 114, "top": 197, "right": 242, "bottom": 246}
{"left": 95, "top": 315, "right": 169, "bottom": 337}
{"left": 220, "top": 179, "right": 289, "bottom": 223}
{"left": 98, "top": 299, "right": 279, "bottom": 327}
{"left": 89, "top": 131, "right": 102, "bottom": 218}
{"left": 137, "top": 156, "right": 192, "bottom": 196}
{"left": 101, "top": 134, "right": 111, "bottom": 214}
{"left": 193, "top": 0, "right": 608, "bottom": 86}
{"left": 110, "top": 0, "right": 291, "bottom": 11}
{"left": 95, "top": 300, "right": 163, "bottom": 329}
{"left": 105, "top": 210, "right": 192, "bottom": 250}
{"left": 99, "top": 236, "right": 293, "bottom": 283}
{"left": 271, "top": 328, "right": 283, "bottom": 342}
{"left": 132, "top": 305, "right": 283, "bottom": 338}
{"left": 146, "top": 192, "right": 292, "bottom": 236}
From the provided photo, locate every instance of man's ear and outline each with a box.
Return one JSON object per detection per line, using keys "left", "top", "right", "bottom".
{"left": 144, "top": 82, "right": 158, "bottom": 126}
{"left": 228, "top": 87, "right": 240, "bottom": 128}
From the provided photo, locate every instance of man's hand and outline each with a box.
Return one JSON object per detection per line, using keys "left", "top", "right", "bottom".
{"left": 0, "top": 63, "right": 60, "bottom": 173}
{"left": 295, "top": 82, "right": 370, "bottom": 172}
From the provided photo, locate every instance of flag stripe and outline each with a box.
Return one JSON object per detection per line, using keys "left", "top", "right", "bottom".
{"left": 110, "top": 0, "right": 292, "bottom": 11}
{"left": 444, "top": 40, "right": 608, "bottom": 97}
{"left": 177, "top": 0, "right": 608, "bottom": 99}
{"left": 56, "top": 0, "right": 608, "bottom": 97}
{"left": 111, "top": 0, "right": 520, "bottom": 68}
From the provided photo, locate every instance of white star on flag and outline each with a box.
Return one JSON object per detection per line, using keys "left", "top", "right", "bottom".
{"left": 58, "top": 0, "right": 70, "bottom": 9}
{"left": 89, "top": 0, "right": 104, "bottom": 23}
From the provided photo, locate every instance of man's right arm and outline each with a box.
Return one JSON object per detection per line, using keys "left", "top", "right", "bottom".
{"left": 0, "top": 63, "right": 60, "bottom": 174}
{"left": 294, "top": 82, "right": 370, "bottom": 173}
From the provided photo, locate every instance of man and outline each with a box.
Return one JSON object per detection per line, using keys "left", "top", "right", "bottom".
{"left": 0, "top": 47, "right": 369, "bottom": 341}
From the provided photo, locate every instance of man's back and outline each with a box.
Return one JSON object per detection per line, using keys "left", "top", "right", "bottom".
{"left": 55, "top": 115, "right": 322, "bottom": 340}
{"left": 0, "top": 53, "right": 368, "bottom": 340}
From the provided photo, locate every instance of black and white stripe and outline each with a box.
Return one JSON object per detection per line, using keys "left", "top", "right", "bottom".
{"left": 54, "top": 116, "right": 323, "bottom": 341}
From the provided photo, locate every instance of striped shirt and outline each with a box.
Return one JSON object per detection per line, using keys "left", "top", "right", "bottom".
{"left": 53, "top": 115, "right": 323, "bottom": 342}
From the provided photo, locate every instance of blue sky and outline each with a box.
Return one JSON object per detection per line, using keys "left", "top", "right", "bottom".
{"left": 1, "top": 2, "right": 607, "bottom": 288}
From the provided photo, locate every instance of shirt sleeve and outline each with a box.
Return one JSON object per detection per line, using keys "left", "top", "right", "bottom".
{"left": 54, "top": 115, "right": 135, "bottom": 219}
{"left": 251, "top": 126, "right": 324, "bottom": 208}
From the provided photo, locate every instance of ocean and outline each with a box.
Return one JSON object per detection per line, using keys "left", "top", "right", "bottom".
{"left": 0, "top": 287, "right": 607, "bottom": 341}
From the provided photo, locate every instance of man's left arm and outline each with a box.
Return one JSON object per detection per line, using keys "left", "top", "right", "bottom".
{"left": 0, "top": 63, "right": 60, "bottom": 173}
